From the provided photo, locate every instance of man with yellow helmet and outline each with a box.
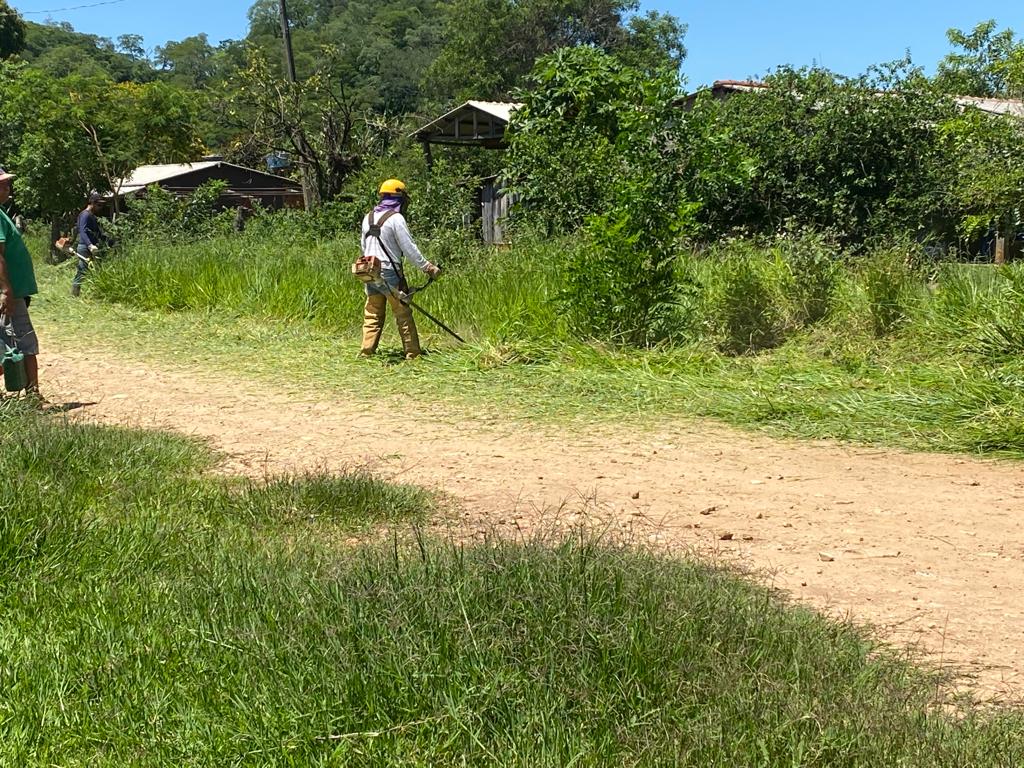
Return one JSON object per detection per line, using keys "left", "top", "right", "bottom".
{"left": 359, "top": 179, "right": 441, "bottom": 359}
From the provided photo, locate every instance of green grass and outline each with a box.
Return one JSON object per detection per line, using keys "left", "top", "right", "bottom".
{"left": 28, "top": 232, "right": 1024, "bottom": 457}
{"left": 1, "top": 400, "right": 1022, "bottom": 765}
{"left": 86, "top": 235, "right": 565, "bottom": 344}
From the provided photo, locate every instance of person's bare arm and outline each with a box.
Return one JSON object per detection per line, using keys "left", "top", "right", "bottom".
{"left": 0, "top": 242, "right": 13, "bottom": 316}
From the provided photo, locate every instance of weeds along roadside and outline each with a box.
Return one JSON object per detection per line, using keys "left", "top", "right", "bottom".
{"left": 1, "top": 400, "right": 1022, "bottom": 765}
{"left": 61, "top": 228, "right": 1024, "bottom": 456}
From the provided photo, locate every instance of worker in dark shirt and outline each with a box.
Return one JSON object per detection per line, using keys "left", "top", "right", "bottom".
{"left": 72, "top": 191, "right": 108, "bottom": 297}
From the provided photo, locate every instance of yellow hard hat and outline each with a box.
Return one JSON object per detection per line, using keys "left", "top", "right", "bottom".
{"left": 378, "top": 178, "right": 407, "bottom": 196}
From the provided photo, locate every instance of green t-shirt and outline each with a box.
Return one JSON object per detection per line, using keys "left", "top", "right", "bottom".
{"left": 0, "top": 208, "right": 37, "bottom": 298}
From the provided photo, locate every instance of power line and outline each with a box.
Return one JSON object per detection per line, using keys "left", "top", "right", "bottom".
{"left": 14, "top": 0, "right": 127, "bottom": 15}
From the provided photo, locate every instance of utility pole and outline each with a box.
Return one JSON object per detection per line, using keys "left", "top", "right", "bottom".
{"left": 277, "top": 0, "right": 317, "bottom": 208}
{"left": 278, "top": 0, "right": 297, "bottom": 83}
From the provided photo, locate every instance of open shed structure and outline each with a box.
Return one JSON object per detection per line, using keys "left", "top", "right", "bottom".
{"left": 111, "top": 160, "right": 304, "bottom": 211}
{"left": 412, "top": 101, "right": 522, "bottom": 244}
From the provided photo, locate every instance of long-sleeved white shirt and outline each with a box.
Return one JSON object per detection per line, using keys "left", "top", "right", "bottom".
{"left": 360, "top": 211, "right": 429, "bottom": 277}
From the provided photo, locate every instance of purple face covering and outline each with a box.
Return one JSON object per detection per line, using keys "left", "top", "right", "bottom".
{"left": 374, "top": 196, "right": 404, "bottom": 213}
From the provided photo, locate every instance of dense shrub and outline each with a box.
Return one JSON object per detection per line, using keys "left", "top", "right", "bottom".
{"left": 940, "top": 106, "right": 1024, "bottom": 242}
{"left": 682, "top": 62, "right": 958, "bottom": 247}
{"left": 506, "top": 46, "right": 700, "bottom": 345}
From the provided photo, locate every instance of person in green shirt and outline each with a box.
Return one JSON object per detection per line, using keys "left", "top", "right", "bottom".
{"left": 0, "top": 167, "right": 41, "bottom": 394}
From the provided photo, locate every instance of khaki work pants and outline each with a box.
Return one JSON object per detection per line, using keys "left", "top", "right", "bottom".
{"left": 361, "top": 291, "right": 421, "bottom": 358}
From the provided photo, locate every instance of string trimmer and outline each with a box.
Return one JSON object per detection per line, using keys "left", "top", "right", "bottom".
{"left": 392, "top": 272, "right": 465, "bottom": 343}
{"left": 352, "top": 254, "right": 464, "bottom": 343}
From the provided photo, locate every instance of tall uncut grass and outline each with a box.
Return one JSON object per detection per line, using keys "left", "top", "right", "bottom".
{"left": 81, "top": 230, "right": 1024, "bottom": 455}
{"left": 1, "top": 401, "right": 1022, "bottom": 765}
{"left": 90, "top": 235, "right": 566, "bottom": 345}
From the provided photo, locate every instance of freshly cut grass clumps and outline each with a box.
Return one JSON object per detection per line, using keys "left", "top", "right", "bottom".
{"left": 1, "top": 403, "right": 1022, "bottom": 766}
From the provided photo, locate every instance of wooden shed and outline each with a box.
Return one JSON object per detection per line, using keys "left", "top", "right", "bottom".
{"left": 111, "top": 159, "right": 304, "bottom": 211}
{"left": 412, "top": 101, "right": 522, "bottom": 244}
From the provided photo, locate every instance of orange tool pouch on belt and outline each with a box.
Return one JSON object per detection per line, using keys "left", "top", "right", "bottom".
{"left": 351, "top": 254, "right": 381, "bottom": 283}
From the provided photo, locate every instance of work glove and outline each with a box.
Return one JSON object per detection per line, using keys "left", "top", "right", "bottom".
{"left": 425, "top": 263, "right": 442, "bottom": 279}
{"left": 88, "top": 244, "right": 99, "bottom": 254}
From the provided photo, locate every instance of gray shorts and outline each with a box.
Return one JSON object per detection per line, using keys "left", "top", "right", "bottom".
{"left": 1, "top": 297, "right": 39, "bottom": 356}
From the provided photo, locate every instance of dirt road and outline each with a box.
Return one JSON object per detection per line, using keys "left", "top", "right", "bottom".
{"left": 40, "top": 344, "right": 1024, "bottom": 700}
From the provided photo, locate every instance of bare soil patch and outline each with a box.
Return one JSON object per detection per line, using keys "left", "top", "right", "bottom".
{"left": 41, "top": 344, "right": 1024, "bottom": 699}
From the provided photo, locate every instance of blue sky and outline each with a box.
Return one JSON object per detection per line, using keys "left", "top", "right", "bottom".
{"left": 10, "top": 0, "right": 1024, "bottom": 88}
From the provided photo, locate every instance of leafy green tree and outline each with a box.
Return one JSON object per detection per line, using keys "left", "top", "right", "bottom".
{"left": 0, "top": 63, "right": 200, "bottom": 232}
{"left": 155, "top": 33, "right": 216, "bottom": 89}
{"left": 0, "top": 66, "right": 105, "bottom": 220}
{"left": 21, "top": 20, "right": 156, "bottom": 82}
{"left": 232, "top": 47, "right": 400, "bottom": 207}
{"left": 424, "top": 0, "right": 686, "bottom": 102}
{"left": 940, "top": 108, "right": 1024, "bottom": 241}
{"left": 935, "top": 20, "right": 1024, "bottom": 99}
{"left": 116, "top": 34, "right": 146, "bottom": 62}
{"left": 247, "top": 0, "right": 323, "bottom": 35}
{"left": 0, "top": 0, "right": 26, "bottom": 59}
{"left": 618, "top": 11, "right": 687, "bottom": 73}
{"left": 505, "top": 46, "right": 698, "bottom": 344}
{"left": 29, "top": 43, "right": 110, "bottom": 79}
{"left": 505, "top": 46, "right": 648, "bottom": 231}
{"left": 83, "top": 80, "right": 204, "bottom": 212}
{"left": 244, "top": 0, "right": 446, "bottom": 114}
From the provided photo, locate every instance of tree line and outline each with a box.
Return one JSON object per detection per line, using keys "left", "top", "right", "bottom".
{"left": 0, "top": 0, "right": 683, "bottom": 216}
{"left": 0, "top": 0, "right": 1021, "bottom": 262}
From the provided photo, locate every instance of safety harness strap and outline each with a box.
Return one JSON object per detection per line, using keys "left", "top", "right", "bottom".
{"left": 363, "top": 210, "right": 408, "bottom": 290}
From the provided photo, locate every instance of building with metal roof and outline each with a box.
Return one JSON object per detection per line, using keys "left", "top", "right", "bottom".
{"left": 411, "top": 101, "right": 522, "bottom": 148}
{"left": 111, "top": 160, "right": 304, "bottom": 210}
{"left": 677, "top": 79, "right": 1024, "bottom": 118}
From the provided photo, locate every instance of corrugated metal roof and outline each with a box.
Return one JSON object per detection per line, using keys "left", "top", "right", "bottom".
{"left": 464, "top": 100, "right": 521, "bottom": 123}
{"left": 412, "top": 101, "right": 523, "bottom": 144}
{"left": 709, "top": 80, "right": 767, "bottom": 93}
{"left": 116, "top": 161, "right": 300, "bottom": 193}
{"left": 118, "top": 162, "right": 219, "bottom": 192}
{"left": 953, "top": 95, "right": 1024, "bottom": 117}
